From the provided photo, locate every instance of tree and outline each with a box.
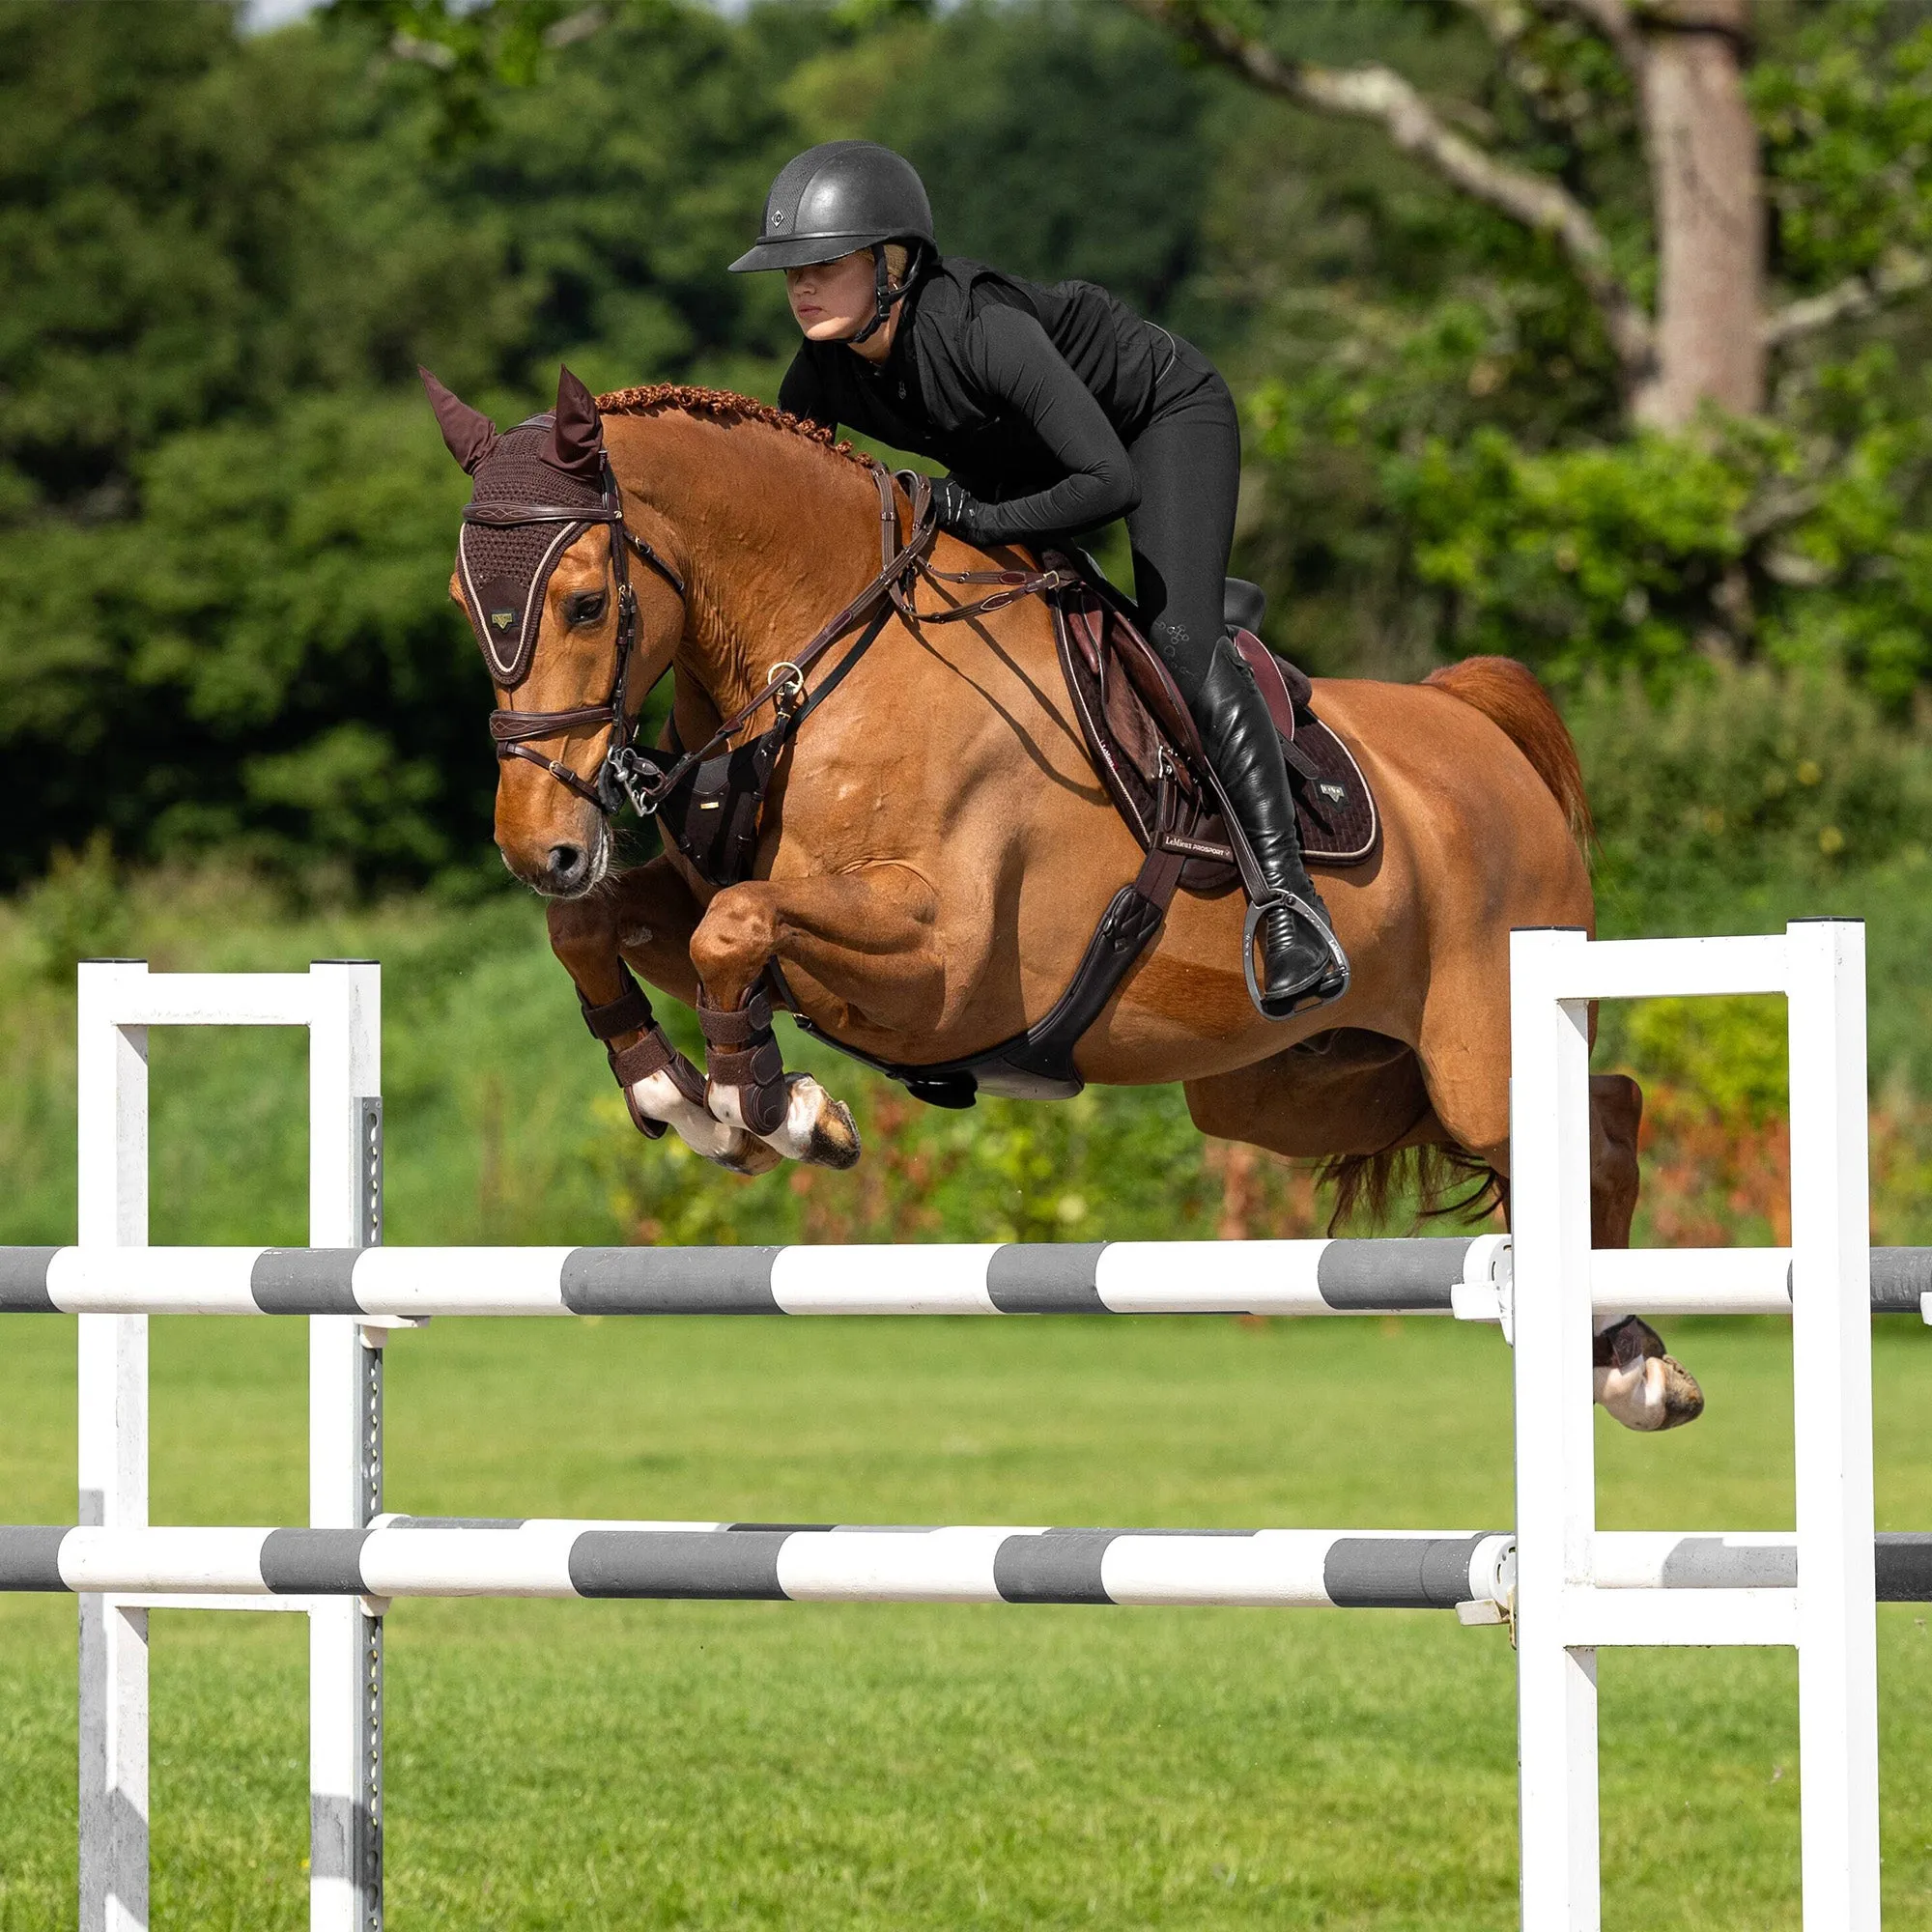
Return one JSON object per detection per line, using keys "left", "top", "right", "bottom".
{"left": 1113, "top": 0, "right": 1932, "bottom": 703}
{"left": 0, "top": 0, "right": 837, "bottom": 888}
{"left": 1125, "top": 0, "right": 1929, "bottom": 430}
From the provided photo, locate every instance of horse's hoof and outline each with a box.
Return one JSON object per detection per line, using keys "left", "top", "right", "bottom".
{"left": 751, "top": 1075, "right": 863, "bottom": 1170}
{"left": 798, "top": 1081, "right": 862, "bottom": 1171}
{"left": 1593, "top": 1315, "right": 1706, "bottom": 1431}
{"left": 1653, "top": 1353, "right": 1706, "bottom": 1429}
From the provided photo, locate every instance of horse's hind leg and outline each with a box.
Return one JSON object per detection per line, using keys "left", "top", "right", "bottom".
{"left": 1584, "top": 1072, "right": 1705, "bottom": 1430}
{"left": 688, "top": 863, "right": 948, "bottom": 1171}
{"left": 1410, "top": 1000, "right": 1705, "bottom": 1432}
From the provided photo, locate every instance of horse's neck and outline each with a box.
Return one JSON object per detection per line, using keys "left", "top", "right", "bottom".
{"left": 613, "top": 413, "right": 887, "bottom": 716}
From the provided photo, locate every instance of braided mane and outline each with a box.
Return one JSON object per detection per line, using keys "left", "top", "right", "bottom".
{"left": 596, "top": 384, "right": 868, "bottom": 469}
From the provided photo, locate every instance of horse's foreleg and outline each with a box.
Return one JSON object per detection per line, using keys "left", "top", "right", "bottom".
{"left": 1586, "top": 1071, "right": 1705, "bottom": 1430}
{"left": 547, "top": 861, "right": 780, "bottom": 1174}
{"left": 689, "top": 864, "right": 946, "bottom": 1169}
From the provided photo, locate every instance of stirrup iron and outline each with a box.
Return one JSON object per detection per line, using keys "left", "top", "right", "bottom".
{"left": 1242, "top": 890, "right": 1350, "bottom": 1022}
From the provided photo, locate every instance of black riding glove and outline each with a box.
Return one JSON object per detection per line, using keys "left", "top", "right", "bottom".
{"left": 930, "top": 474, "right": 990, "bottom": 544}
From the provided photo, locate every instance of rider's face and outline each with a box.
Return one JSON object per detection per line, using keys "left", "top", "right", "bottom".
{"left": 784, "top": 251, "right": 877, "bottom": 342}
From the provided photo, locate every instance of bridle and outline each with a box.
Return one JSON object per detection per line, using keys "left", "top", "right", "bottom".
{"left": 476, "top": 451, "right": 688, "bottom": 813}
{"left": 477, "top": 452, "right": 1080, "bottom": 822}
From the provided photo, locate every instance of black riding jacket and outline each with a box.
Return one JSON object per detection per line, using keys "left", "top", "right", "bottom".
{"left": 777, "top": 258, "right": 1177, "bottom": 544}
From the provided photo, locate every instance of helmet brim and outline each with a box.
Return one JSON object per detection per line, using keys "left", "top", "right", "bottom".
{"left": 728, "top": 233, "right": 894, "bottom": 273}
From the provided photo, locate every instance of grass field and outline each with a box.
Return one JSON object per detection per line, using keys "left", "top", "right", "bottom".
{"left": 3, "top": 1311, "right": 1930, "bottom": 1929}
{"left": 4, "top": 824, "right": 1932, "bottom": 1923}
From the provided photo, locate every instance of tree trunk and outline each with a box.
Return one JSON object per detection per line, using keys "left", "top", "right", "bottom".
{"left": 1634, "top": 0, "right": 1765, "bottom": 427}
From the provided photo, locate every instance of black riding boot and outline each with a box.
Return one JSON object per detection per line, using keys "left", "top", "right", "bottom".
{"left": 1193, "top": 637, "right": 1349, "bottom": 1019}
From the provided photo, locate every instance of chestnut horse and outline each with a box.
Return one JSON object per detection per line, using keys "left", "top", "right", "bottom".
{"left": 431, "top": 368, "right": 1701, "bottom": 1432}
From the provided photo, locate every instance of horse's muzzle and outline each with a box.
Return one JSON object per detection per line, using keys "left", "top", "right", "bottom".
{"left": 501, "top": 820, "right": 606, "bottom": 899}
{"left": 542, "top": 841, "right": 596, "bottom": 895}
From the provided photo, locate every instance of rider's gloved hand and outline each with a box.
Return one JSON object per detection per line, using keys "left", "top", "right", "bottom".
{"left": 930, "top": 474, "right": 989, "bottom": 543}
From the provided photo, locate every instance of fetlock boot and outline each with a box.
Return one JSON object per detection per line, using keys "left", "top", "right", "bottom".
{"left": 1194, "top": 636, "right": 1349, "bottom": 1019}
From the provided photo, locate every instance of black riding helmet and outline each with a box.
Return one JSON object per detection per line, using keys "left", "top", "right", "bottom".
{"left": 730, "top": 140, "right": 935, "bottom": 342}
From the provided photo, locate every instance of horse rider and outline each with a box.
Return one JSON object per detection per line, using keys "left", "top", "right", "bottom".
{"left": 729, "top": 139, "right": 1348, "bottom": 1021}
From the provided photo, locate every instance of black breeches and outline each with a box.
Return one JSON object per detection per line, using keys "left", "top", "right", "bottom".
{"left": 1124, "top": 364, "right": 1242, "bottom": 711}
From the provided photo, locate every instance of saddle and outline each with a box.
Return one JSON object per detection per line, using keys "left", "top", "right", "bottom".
{"left": 1052, "top": 557, "right": 1379, "bottom": 889}
{"left": 648, "top": 545, "right": 1379, "bottom": 1110}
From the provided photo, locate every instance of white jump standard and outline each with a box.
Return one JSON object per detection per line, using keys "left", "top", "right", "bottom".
{"left": 3, "top": 924, "right": 1919, "bottom": 1931}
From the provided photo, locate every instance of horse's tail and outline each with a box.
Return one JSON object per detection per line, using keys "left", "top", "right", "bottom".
{"left": 1423, "top": 655, "right": 1592, "bottom": 855}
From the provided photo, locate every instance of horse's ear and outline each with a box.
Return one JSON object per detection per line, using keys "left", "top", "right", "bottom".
{"left": 420, "top": 367, "right": 499, "bottom": 475}
{"left": 551, "top": 365, "right": 604, "bottom": 485}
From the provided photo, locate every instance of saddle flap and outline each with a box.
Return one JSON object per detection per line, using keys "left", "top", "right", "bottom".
{"left": 1048, "top": 555, "right": 1380, "bottom": 881}
{"left": 1234, "top": 629, "right": 1296, "bottom": 743}
{"left": 1067, "top": 600, "right": 1165, "bottom": 786}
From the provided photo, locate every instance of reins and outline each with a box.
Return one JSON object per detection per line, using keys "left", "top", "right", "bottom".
{"left": 482, "top": 451, "right": 1083, "bottom": 823}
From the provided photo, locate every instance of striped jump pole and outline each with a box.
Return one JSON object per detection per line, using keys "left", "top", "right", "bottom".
{"left": 1, "top": 1236, "right": 1505, "bottom": 1319}
{"left": 9, "top": 1520, "right": 1927, "bottom": 1611}
{"left": 0, "top": 1521, "right": 1517, "bottom": 1613}
{"left": 6, "top": 1237, "right": 1930, "bottom": 1321}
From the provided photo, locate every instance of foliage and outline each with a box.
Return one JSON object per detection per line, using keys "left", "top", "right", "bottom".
{"left": 585, "top": 1073, "right": 1240, "bottom": 1251}
{"left": 1569, "top": 660, "right": 1932, "bottom": 909}
{"left": 1208, "top": 0, "right": 1932, "bottom": 705}
{"left": 0, "top": 0, "right": 1232, "bottom": 890}
{"left": 0, "top": 0, "right": 862, "bottom": 889}
{"left": 789, "top": 0, "right": 1217, "bottom": 325}
{"left": 6, "top": 392, "right": 490, "bottom": 880}
{"left": 1752, "top": 1, "right": 1932, "bottom": 288}
{"left": 327, "top": 0, "right": 607, "bottom": 147}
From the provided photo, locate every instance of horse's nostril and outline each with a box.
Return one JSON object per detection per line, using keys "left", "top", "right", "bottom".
{"left": 547, "top": 843, "right": 587, "bottom": 888}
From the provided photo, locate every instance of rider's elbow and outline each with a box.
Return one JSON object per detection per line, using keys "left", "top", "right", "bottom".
{"left": 1094, "top": 460, "right": 1140, "bottom": 523}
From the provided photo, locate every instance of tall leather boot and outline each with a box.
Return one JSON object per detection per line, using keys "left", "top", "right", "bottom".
{"left": 1193, "top": 636, "right": 1350, "bottom": 1019}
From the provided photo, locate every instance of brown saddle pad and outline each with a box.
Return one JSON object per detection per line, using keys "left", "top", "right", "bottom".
{"left": 1047, "top": 557, "right": 1379, "bottom": 893}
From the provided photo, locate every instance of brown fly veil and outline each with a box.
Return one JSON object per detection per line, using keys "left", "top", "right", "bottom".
{"left": 425, "top": 365, "right": 687, "bottom": 813}
{"left": 455, "top": 420, "right": 611, "bottom": 687}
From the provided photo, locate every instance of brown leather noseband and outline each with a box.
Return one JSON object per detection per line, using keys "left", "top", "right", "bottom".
{"left": 475, "top": 455, "right": 687, "bottom": 813}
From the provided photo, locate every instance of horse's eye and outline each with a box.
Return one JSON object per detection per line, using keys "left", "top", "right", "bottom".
{"left": 566, "top": 589, "right": 608, "bottom": 626}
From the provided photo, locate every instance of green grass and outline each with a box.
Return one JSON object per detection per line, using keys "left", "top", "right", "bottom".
{"left": 5, "top": 811, "right": 1932, "bottom": 1922}
{"left": 4, "top": 1312, "right": 1930, "bottom": 1928}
